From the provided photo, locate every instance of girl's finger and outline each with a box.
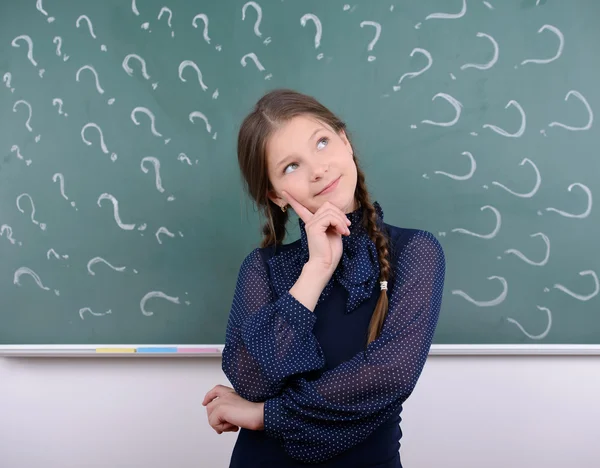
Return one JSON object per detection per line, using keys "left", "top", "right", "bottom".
{"left": 309, "top": 211, "right": 350, "bottom": 236}
{"left": 281, "top": 191, "right": 313, "bottom": 223}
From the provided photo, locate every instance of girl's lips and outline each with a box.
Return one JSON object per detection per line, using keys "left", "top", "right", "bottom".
{"left": 317, "top": 176, "right": 340, "bottom": 195}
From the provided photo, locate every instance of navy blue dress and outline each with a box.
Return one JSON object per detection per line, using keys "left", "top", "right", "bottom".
{"left": 222, "top": 202, "right": 446, "bottom": 467}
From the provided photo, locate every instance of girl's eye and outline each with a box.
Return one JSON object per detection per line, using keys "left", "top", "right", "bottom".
{"left": 283, "top": 162, "right": 298, "bottom": 174}
{"left": 317, "top": 136, "right": 329, "bottom": 150}
{"left": 283, "top": 137, "right": 329, "bottom": 174}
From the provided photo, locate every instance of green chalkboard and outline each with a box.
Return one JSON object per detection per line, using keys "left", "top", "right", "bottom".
{"left": 1, "top": 0, "right": 599, "bottom": 349}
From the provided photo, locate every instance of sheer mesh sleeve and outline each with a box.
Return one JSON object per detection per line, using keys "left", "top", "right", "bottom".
{"left": 221, "top": 248, "right": 325, "bottom": 402}
{"left": 263, "top": 230, "right": 446, "bottom": 463}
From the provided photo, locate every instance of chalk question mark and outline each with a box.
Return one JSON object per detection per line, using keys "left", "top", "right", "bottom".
{"left": 16, "top": 193, "right": 46, "bottom": 230}
{"left": 122, "top": 54, "right": 158, "bottom": 89}
{"left": 14, "top": 267, "right": 59, "bottom": 296}
{"left": 131, "top": 107, "right": 170, "bottom": 144}
{"left": 76, "top": 65, "right": 114, "bottom": 105}
{"left": 300, "top": 13, "right": 323, "bottom": 60}
{"left": 76, "top": 15, "right": 107, "bottom": 51}
{"left": 157, "top": 7, "right": 175, "bottom": 37}
{"left": 394, "top": 48, "right": 433, "bottom": 92}
{"left": 359, "top": 21, "right": 381, "bottom": 62}
{"left": 178, "top": 60, "right": 209, "bottom": 91}
{"left": 11, "top": 144, "right": 32, "bottom": 166}
{"left": 53, "top": 37, "right": 70, "bottom": 62}
{"left": 189, "top": 111, "right": 217, "bottom": 140}
{"left": 240, "top": 53, "right": 272, "bottom": 80}
{"left": 193, "top": 13, "right": 222, "bottom": 51}
{"left": 1, "top": 224, "right": 22, "bottom": 246}
{"left": 242, "top": 2, "right": 271, "bottom": 45}
{"left": 52, "top": 173, "right": 77, "bottom": 209}
{"left": 141, "top": 157, "right": 175, "bottom": 201}
{"left": 11, "top": 35, "right": 44, "bottom": 77}
{"left": 3, "top": 72, "right": 15, "bottom": 93}
{"left": 36, "top": 0, "right": 55, "bottom": 22}
{"left": 52, "top": 98, "right": 68, "bottom": 117}
{"left": 12, "top": 100, "right": 41, "bottom": 142}
{"left": 81, "top": 122, "right": 117, "bottom": 161}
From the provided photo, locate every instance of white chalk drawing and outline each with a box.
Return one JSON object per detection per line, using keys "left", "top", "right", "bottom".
{"left": 11, "top": 35, "right": 38, "bottom": 68}
{"left": 553, "top": 270, "right": 599, "bottom": 302}
{"left": 97, "top": 193, "right": 136, "bottom": 230}
{"left": 36, "top": 0, "right": 55, "bottom": 22}
{"left": 140, "top": 291, "right": 180, "bottom": 316}
{"left": 507, "top": 306, "right": 551, "bottom": 340}
{"left": 492, "top": 158, "right": 540, "bottom": 198}
{"left": 11, "top": 144, "right": 32, "bottom": 166}
{"left": 0, "top": 225, "right": 21, "bottom": 246}
{"left": 452, "top": 276, "right": 508, "bottom": 307}
{"left": 240, "top": 53, "right": 271, "bottom": 79}
{"left": 482, "top": 100, "right": 526, "bottom": 137}
{"left": 393, "top": 48, "right": 432, "bottom": 91}
{"left": 483, "top": 1, "right": 494, "bottom": 9}
{"left": 79, "top": 307, "right": 112, "bottom": 320}
{"left": 178, "top": 60, "right": 208, "bottom": 91}
{"left": 434, "top": 151, "right": 475, "bottom": 180}
{"left": 460, "top": 32, "right": 499, "bottom": 71}
{"left": 421, "top": 93, "right": 463, "bottom": 127}
{"left": 156, "top": 226, "right": 175, "bottom": 244}
{"left": 87, "top": 256, "right": 126, "bottom": 275}
{"left": 76, "top": 65, "right": 113, "bottom": 104}
{"left": 52, "top": 37, "right": 69, "bottom": 61}
{"left": 451, "top": 205, "right": 501, "bottom": 239}
{"left": 212, "top": 89, "right": 219, "bottom": 99}
{"left": 157, "top": 7, "right": 175, "bottom": 37}
{"left": 47, "top": 248, "right": 69, "bottom": 260}
{"left": 189, "top": 111, "right": 212, "bottom": 133}
{"left": 52, "top": 98, "right": 68, "bottom": 117}
{"left": 14, "top": 267, "right": 59, "bottom": 296}
{"left": 192, "top": 14, "right": 213, "bottom": 46}
{"left": 16, "top": 193, "right": 46, "bottom": 230}
{"left": 521, "top": 25, "right": 564, "bottom": 66}
{"left": 178, "top": 153, "right": 193, "bottom": 165}
{"left": 241, "top": 52, "right": 265, "bottom": 71}
{"left": 3, "top": 72, "right": 15, "bottom": 93}
{"left": 425, "top": 0, "right": 467, "bottom": 20}
{"left": 122, "top": 53, "right": 158, "bottom": 89}
{"left": 12, "top": 100, "right": 33, "bottom": 132}
{"left": 545, "top": 183, "right": 592, "bottom": 219}
{"left": 548, "top": 90, "right": 593, "bottom": 132}
{"left": 300, "top": 13, "right": 324, "bottom": 60}
{"left": 52, "top": 173, "right": 77, "bottom": 209}
{"left": 81, "top": 122, "right": 117, "bottom": 161}
{"left": 141, "top": 157, "right": 166, "bottom": 194}
{"left": 132, "top": 0, "right": 140, "bottom": 15}
{"left": 504, "top": 233, "right": 550, "bottom": 266}
{"left": 359, "top": 21, "right": 381, "bottom": 62}
{"left": 242, "top": 1, "right": 268, "bottom": 43}
{"left": 76, "top": 15, "right": 107, "bottom": 51}
{"left": 131, "top": 107, "right": 168, "bottom": 143}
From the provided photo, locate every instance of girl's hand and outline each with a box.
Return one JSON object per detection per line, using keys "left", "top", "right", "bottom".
{"left": 202, "top": 384, "right": 265, "bottom": 433}
{"left": 281, "top": 191, "right": 351, "bottom": 276}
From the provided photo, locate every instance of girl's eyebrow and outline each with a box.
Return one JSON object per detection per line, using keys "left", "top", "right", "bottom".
{"left": 275, "top": 127, "right": 326, "bottom": 170}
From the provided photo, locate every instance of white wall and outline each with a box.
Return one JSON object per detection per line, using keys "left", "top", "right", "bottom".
{"left": 1, "top": 355, "right": 598, "bottom": 468}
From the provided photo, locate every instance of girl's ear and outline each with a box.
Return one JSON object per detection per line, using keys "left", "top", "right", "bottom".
{"left": 267, "top": 189, "right": 284, "bottom": 209}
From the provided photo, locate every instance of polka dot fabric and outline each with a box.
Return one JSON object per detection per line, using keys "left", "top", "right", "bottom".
{"left": 222, "top": 202, "right": 446, "bottom": 466}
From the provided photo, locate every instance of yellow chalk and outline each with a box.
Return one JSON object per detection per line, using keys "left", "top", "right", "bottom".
{"left": 95, "top": 348, "right": 136, "bottom": 353}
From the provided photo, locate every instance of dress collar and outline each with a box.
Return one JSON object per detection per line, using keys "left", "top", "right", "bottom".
{"left": 268, "top": 201, "right": 384, "bottom": 314}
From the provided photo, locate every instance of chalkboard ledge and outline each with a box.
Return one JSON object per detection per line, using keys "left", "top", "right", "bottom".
{"left": 1, "top": 344, "right": 600, "bottom": 356}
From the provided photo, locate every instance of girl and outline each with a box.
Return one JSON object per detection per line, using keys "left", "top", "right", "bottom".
{"left": 202, "top": 89, "right": 446, "bottom": 467}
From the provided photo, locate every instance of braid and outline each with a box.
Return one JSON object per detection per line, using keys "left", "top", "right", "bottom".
{"left": 354, "top": 161, "right": 393, "bottom": 346}
{"left": 261, "top": 200, "right": 289, "bottom": 248}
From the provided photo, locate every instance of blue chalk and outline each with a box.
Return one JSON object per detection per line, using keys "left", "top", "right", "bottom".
{"left": 136, "top": 347, "right": 178, "bottom": 353}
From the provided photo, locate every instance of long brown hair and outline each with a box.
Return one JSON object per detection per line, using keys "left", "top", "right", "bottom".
{"left": 237, "top": 88, "right": 392, "bottom": 345}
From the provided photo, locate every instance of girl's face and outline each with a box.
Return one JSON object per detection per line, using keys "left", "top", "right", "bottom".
{"left": 266, "top": 115, "right": 358, "bottom": 215}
